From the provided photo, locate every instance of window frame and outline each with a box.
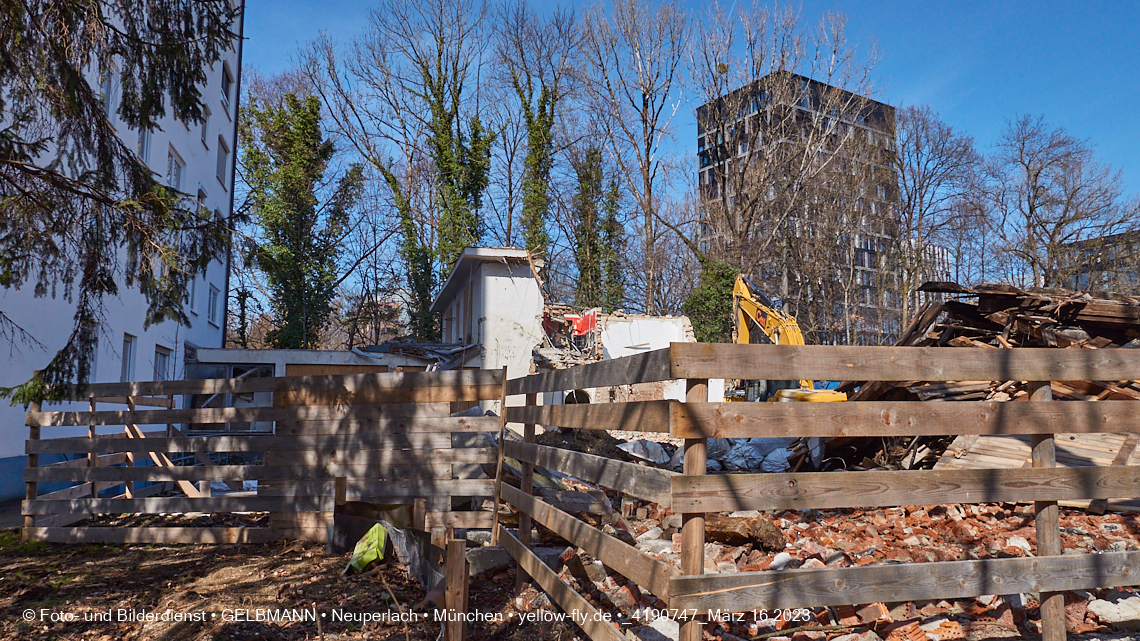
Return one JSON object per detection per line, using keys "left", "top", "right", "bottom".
{"left": 207, "top": 285, "right": 221, "bottom": 327}
{"left": 154, "top": 345, "right": 173, "bottom": 381}
{"left": 120, "top": 334, "right": 136, "bottom": 383}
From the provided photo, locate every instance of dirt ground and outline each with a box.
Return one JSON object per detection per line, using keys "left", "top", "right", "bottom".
{"left": 0, "top": 528, "right": 581, "bottom": 641}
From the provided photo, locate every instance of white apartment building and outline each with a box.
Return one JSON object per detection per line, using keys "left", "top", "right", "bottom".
{"left": 0, "top": 6, "right": 245, "bottom": 500}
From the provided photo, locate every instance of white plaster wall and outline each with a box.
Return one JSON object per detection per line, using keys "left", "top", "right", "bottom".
{"left": 479, "top": 262, "right": 544, "bottom": 408}
{"left": 0, "top": 7, "right": 242, "bottom": 499}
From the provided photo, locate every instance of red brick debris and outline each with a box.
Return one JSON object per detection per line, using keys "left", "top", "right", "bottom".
{"left": 517, "top": 491, "right": 1140, "bottom": 641}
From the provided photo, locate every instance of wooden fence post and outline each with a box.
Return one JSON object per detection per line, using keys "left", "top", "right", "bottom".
{"left": 446, "top": 537, "right": 469, "bottom": 641}
{"left": 516, "top": 392, "right": 537, "bottom": 593}
{"left": 24, "top": 396, "right": 41, "bottom": 541}
{"left": 1030, "top": 381, "right": 1065, "bottom": 641}
{"left": 89, "top": 396, "right": 98, "bottom": 497}
{"left": 681, "top": 378, "right": 708, "bottom": 641}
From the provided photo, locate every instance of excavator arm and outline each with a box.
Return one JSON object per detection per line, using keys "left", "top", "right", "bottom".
{"left": 732, "top": 275, "right": 812, "bottom": 391}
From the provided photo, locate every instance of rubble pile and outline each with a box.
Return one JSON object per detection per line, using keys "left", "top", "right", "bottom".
{"left": 829, "top": 283, "right": 1140, "bottom": 470}
{"left": 513, "top": 487, "right": 1140, "bottom": 640}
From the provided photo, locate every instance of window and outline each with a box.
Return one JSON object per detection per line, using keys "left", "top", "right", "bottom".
{"left": 120, "top": 334, "right": 136, "bottom": 382}
{"left": 201, "top": 106, "right": 211, "bottom": 147}
{"left": 197, "top": 187, "right": 208, "bottom": 216}
{"left": 167, "top": 148, "right": 185, "bottom": 191}
{"left": 208, "top": 285, "right": 220, "bottom": 327}
{"left": 189, "top": 275, "right": 198, "bottom": 314}
{"left": 221, "top": 63, "right": 233, "bottom": 111}
{"left": 137, "top": 128, "right": 151, "bottom": 164}
{"left": 99, "top": 71, "right": 115, "bottom": 116}
{"left": 154, "top": 345, "right": 172, "bottom": 381}
{"left": 216, "top": 136, "right": 229, "bottom": 188}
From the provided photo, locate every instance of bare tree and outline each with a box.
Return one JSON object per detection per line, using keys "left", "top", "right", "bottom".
{"left": 686, "top": 3, "right": 878, "bottom": 281}
{"left": 891, "top": 105, "right": 979, "bottom": 325}
{"left": 985, "top": 114, "right": 1132, "bottom": 289}
{"left": 300, "top": 0, "right": 492, "bottom": 339}
{"left": 494, "top": 3, "right": 579, "bottom": 264}
{"left": 580, "top": 0, "right": 689, "bottom": 314}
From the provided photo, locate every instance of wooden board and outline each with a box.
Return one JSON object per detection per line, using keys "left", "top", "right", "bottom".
{"left": 670, "top": 401, "right": 1140, "bottom": 439}
{"left": 425, "top": 511, "right": 495, "bottom": 530}
{"left": 42, "top": 453, "right": 129, "bottom": 469}
{"left": 671, "top": 466, "right": 1140, "bottom": 513}
{"left": 256, "top": 479, "right": 494, "bottom": 500}
{"left": 26, "top": 463, "right": 471, "bottom": 483}
{"left": 28, "top": 432, "right": 456, "bottom": 454}
{"left": 28, "top": 406, "right": 501, "bottom": 428}
{"left": 61, "top": 369, "right": 505, "bottom": 399}
{"left": 506, "top": 349, "right": 672, "bottom": 395}
{"left": 505, "top": 401, "right": 671, "bottom": 433}
{"left": 505, "top": 441, "right": 675, "bottom": 506}
{"left": 668, "top": 551, "right": 1140, "bottom": 612}
{"left": 502, "top": 484, "right": 677, "bottom": 601}
{"left": 266, "top": 447, "right": 496, "bottom": 467}
{"left": 272, "top": 417, "right": 496, "bottom": 436}
{"left": 26, "top": 527, "right": 284, "bottom": 544}
{"left": 497, "top": 525, "right": 628, "bottom": 641}
{"left": 669, "top": 343, "right": 1140, "bottom": 382}
{"left": 23, "top": 495, "right": 330, "bottom": 515}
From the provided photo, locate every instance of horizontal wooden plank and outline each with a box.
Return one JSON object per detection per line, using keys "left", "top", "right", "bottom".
{"left": 507, "top": 349, "right": 672, "bottom": 395}
{"left": 505, "top": 401, "right": 671, "bottom": 433}
{"left": 42, "top": 453, "right": 128, "bottom": 469}
{"left": 669, "top": 551, "right": 1140, "bottom": 612}
{"left": 91, "top": 396, "right": 173, "bottom": 408}
{"left": 38, "top": 482, "right": 97, "bottom": 501}
{"left": 26, "top": 463, "right": 472, "bottom": 483}
{"left": 275, "top": 383, "right": 500, "bottom": 405}
{"left": 26, "top": 527, "right": 285, "bottom": 544}
{"left": 265, "top": 447, "right": 496, "bottom": 467}
{"left": 60, "top": 369, "right": 505, "bottom": 399}
{"left": 23, "top": 495, "right": 330, "bottom": 515}
{"left": 503, "top": 484, "right": 677, "bottom": 601}
{"left": 424, "top": 511, "right": 495, "bottom": 530}
{"left": 28, "top": 433, "right": 453, "bottom": 454}
{"left": 669, "top": 343, "right": 1140, "bottom": 382}
{"left": 257, "top": 479, "right": 495, "bottom": 500}
{"left": 497, "top": 524, "right": 628, "bottom": 641}
{"left": 505, "top": 441, "right": 675, "bottom": 506}
{"left": 670, "top": 400, "right": 1140, "bottom": 439}
{"left": 272, "top": 416, "right": 498, "bottom": 436}
{"left": 29, "top": 405, "right": 501, "bottom": 428}
{"left": 671, "top": 466, "right": 1140, "bottom": 513}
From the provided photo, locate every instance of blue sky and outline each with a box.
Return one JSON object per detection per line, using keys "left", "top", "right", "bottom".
{"left": 242, "top": 0, "right": 1139, "bottom": 196}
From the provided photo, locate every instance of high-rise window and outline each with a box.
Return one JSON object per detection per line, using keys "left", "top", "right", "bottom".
{"left": 120, "top": 334, "right": 136, "bottom": 382}
{"left": 154, "top": 345, "right": 172, "bottom": 381}
{"left": 189, "top": 275, "right": 198, "bottom": 314}
{"left": 167, "top": 149, "right": 184, "bottom": 191}
{"left": 201, "top": 106, "right": 211, "bottom": 147}
{"left": 137, "top": 128, "right": 150, "bottom": 164}
{"left": 208, "top": 285, "right": 220, "bottom": 327}
{"left": 216, "top": 137, "right": 229, "bottom": 188}
{"left": 221, "top": 64, "right": 233, "bottom": 111}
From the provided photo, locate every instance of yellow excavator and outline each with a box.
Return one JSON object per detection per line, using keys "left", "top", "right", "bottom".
{"left": 730, "top": 274, "right": 845, "bottom": 403}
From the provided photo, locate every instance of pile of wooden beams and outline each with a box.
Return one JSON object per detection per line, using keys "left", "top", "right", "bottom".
{"left": 829, "top": 282, "right": 1140, "bottom": 470}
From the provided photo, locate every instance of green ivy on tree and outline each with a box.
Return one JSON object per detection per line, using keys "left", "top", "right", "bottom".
{"left": 242, "top": 93, "right": 364, "bottom": 349}
{"left": 572, "top": 149, "right": 625, "bottom": 311}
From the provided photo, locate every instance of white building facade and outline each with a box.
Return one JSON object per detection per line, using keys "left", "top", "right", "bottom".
{"left": 0, "top": 6, "right": 245, "bottom": 500}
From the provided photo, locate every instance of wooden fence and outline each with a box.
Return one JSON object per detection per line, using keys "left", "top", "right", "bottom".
{"left": 497, "top": 343, "right": 1140, "bottom": 641}
{"left": 23, "top": 369, "right": 503, "bottom": 544}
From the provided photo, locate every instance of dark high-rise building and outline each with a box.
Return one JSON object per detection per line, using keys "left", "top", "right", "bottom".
{"left": 696, "top": 71, "right": 902, "bottom": 345}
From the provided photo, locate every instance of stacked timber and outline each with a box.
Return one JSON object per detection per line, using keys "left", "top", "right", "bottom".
{"left": 829, "top": 282, "right": 1140, "bottom": 470}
